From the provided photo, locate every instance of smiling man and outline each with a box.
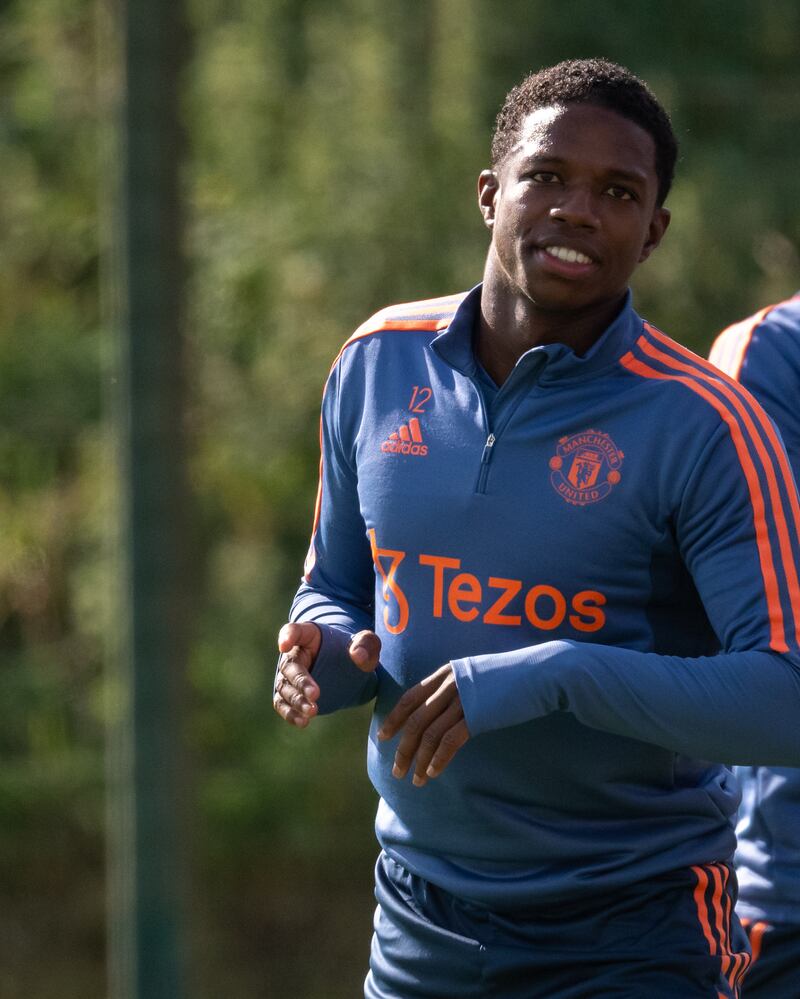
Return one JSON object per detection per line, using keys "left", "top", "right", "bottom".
{"left": 274, "top": 59, "right": 800, "bottom": 997}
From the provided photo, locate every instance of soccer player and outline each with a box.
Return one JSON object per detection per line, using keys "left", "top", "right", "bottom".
{"left": 274, "top": 58, "right": 800, "bottom": 997}
{"left": 710, "top": 295, "right": 800, "bottom": 998}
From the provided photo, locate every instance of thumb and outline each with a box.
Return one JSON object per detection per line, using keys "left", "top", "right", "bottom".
{"left": 278, "top": 621, "right": 322, "bottom": 656}
{"left": 348, "top": 630, "right": 381, "bottom": 672}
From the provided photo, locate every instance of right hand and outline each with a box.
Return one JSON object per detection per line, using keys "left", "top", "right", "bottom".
{"left": 273, "top": 622, "right": 381, "bottom": 728}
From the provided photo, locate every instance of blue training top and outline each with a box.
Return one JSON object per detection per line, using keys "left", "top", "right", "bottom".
{"left": 710, "top": 292, "right": 800, "bottom": 923}
{"left": 287, "top": 285, "right": 800, "bottom": 911}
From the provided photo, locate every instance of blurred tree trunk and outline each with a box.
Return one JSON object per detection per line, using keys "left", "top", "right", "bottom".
{"left": 107, "top": 1, "right": 192, "bottom": 998}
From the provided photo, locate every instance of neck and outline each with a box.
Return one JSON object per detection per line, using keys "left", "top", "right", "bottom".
{"left": 476, "top": 265, "right": 627, "bottom": 386}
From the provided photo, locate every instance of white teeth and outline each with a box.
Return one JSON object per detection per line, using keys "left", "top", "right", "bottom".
{"left": 545, "top": 245, "right": 592, "bottom": 265}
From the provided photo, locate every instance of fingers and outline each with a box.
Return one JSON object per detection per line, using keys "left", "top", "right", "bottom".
{"left": 378, "top": 664, "right": 470, "bottom": 786}
{"left": 273, "top": 670, "right": 318, "bottom": 727}
{"left": 279, "top": 650, "right": 320, "bottom": 701}
{"left": 423, "top": 719, "right": 469, "bottom": 781}
{"left": 349, "top": 630, "right": 381, "bottom": 672}
{"left": 379, "top": 664, "right": 450, "bottom": 740}
{"left": 273, "top": 622, "right": 378, "bottom": 730}
{"left": 394, "top": 702, "right": 468, "bottom": 787}
{"left": 274, "top": 621, "right": 322, "bottom": 728}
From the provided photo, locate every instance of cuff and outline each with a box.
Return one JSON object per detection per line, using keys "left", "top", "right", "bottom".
{"left": 452, "top": 640, "right": 575, "bottom": 736}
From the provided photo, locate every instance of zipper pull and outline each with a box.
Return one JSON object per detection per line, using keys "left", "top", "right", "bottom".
{"left": 481, "top": 433, "right": 496, "bottom": 463}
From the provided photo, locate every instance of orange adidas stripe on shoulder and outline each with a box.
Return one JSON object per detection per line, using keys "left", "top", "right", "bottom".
{"left": 379, "top": 292, "right": 468, "bottom": 318}
{"left": 709, "top": 305, "right": 775, "bottom": 380}
{"left": 708, "top": 298, "right": 800, "bottom": 380}
{"left": 637, "top": 326, "right": 800, "bottom": 648}
{"left": 304, "top": 292, "right": 465, "bottom": 581}
{"left": 651, "top": 324, "right": 800, "bottom": 553}
{"left": 701, "top": 316, "right": 800, "bottom": 618}
{"left": 351, "top": 292, "right": 467, "bottom": 336}
{"left": 327, "top": 292, "right": 467, "bottom": 370}
{"left": 620, "top": 348, "right": 788, "bottom": 652}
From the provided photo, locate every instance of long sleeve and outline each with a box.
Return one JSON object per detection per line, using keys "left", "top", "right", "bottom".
{"left": 454, "top": 641, "right": 800, "bottom": 763}
{"left": 281, "top": 357, "right": 379, "bottom": 714}
{"left": 453, "top": 408, "right": 800, "bottom": 764}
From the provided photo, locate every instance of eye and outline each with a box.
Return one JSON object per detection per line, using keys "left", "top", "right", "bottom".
{"left": 533, "top": 171, "right": 560, "bottom": 184}
{"left": 605, "top": 185, "right": 635, "bottom": 201}
{"left": 528, "top": 171, "right": 560, "bottom": 184}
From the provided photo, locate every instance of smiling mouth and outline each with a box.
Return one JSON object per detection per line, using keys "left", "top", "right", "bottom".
{"left": 544, "top": 245, "right": 595, "bottom": 265}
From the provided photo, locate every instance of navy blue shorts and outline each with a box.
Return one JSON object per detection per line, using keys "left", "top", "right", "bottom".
{"left": 739, "top": 919, "right": 799, "bottom": 997}
{"left": 365, "top": 852, "right": 751, "bottom": 998}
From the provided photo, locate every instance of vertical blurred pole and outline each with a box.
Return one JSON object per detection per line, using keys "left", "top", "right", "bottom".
{"left": 108, "top": 0, "right": 190, "bottom": 997}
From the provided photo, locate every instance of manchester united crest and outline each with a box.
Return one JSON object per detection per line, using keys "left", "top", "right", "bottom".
{"left": 549, "top": 429, "right": 623, "bottom": 506}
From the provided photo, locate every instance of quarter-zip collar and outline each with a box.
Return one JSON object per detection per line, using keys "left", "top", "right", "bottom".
{"left": 431, "top": 284, "right": 640, "bottom": 385}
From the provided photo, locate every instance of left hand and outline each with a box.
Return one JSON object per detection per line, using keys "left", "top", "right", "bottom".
{"left": 378, "top": 663, "right": 470, "bottom": 787}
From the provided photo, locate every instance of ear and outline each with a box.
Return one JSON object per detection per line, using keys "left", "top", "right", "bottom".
{"left": 639, "top": 207, "right": 670, "bottom": 263}
{"left": 478, "top": 170, "right": 499, "bottom": 230}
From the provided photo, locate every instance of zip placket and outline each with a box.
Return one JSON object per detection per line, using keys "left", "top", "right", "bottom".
{"left": 471, "top": 352, "right": 546, "bottom": 494}
{"left": 470, "top": 374, "right": 495, "bottom": 494}
{"left": 476, "top": 433, "right": 496, "bottom": 493}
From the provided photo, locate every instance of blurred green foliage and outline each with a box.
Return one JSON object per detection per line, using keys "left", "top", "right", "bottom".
{"left": 1, "top": 0, "right": 800, "bottom": 995}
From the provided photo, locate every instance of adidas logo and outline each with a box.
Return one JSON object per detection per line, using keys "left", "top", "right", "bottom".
{"left": 381, "top": 417, "right": 429, "bottom": 456}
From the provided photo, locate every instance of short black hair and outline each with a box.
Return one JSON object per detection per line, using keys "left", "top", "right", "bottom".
{"left": 491, "top": 58, "right": 678, "bottom": 206}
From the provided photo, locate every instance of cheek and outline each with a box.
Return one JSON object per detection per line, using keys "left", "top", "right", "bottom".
{"left": 635, "top": 228, "right": 657, "bottom": 262}
{"left": 498, "top": 191, "right": 532, "bottom": 224}
{"left": 612, "top": 221, "right": 651, "bottom": 264}
{"left": 494, "top": 202, "right": 516, "bottom": 228}
{"left": 492, "top": 207, "right": 522, "bottom": 252}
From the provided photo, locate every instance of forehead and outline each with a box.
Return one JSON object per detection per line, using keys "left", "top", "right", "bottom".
{"left": 509, "top": 103, "right": 658, "bottom": 183}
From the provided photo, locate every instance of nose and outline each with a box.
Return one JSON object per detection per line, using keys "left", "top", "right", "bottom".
{"left": 549, "top": 186, "right": 600, "bottom": 229}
